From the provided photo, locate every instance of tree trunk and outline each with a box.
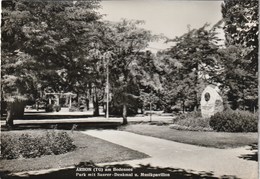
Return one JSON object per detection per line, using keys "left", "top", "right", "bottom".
{"left": 86, "top": 98, "right": 89, "bottom": 110}
{"left": 13, "top": 101, "right": 25, "bottom": 118}
{"left": 122, "top": 104, "right": 128, "bottom": 125}
{"left": 76, "top": 92, "right": 80, "bottom": 105}
{"left": 93, "top": 88, "right": 99, "bottom": 116}
{"left": 6, "top": 102, "right": 14, "bottom": 127}
{"left": 149, "top": 102, "right": 152, "bottom": 122}
{"left": 140, "top": 107, "right": 144, "bottom": 114}
{"left": 182, "top": 100, "right": 185, "bottom": 113}
{"left": 194, "top": 91, "right": 198, "bottom": 112}
{"left": 93, "top": 101, "right": 99, "bottom": 116}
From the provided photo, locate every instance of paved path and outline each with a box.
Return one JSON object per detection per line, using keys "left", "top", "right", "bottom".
{"left": 82, "top": 130, "right": 258, "bottom": 179}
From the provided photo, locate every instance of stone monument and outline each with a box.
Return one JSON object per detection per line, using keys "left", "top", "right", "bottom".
{"left": 200, "top": 85, "right": 224, "bottom": 118}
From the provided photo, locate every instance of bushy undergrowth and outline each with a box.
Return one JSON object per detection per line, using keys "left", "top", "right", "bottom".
{"left": 172, "top": 112, "right": 212, "bottom": 131}
{"left": 209, "top": 110, "right": 258, "bottom": 132}
{"left": 1, "top": 130, "right": 76, "bottom": 160}
{"left": 45, "top": 104, "right": 61, "bottom": 112}
{"left": 173, "top": 111, "right": 201, "bottom": 122}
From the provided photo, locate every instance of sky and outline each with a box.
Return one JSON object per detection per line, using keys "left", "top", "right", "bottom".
{"left": 98, "top": 0, "right": 225, "bottom": 52}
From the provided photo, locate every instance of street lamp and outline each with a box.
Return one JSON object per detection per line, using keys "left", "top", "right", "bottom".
{"left": 104, "top": 51, "right": 114, "bottom": 120}
{"left": 106, "top": 56, "right": 109, "bottom": 120}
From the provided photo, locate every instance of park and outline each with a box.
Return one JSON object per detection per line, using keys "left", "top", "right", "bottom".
{"left": 1, "top": 0, "right": 258, "bottom": 179}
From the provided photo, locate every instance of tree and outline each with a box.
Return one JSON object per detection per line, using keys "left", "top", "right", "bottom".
{"left": 1, "top": 51, "right": 37, "bottom": 126}
{"left": 222, "top": 0, "right": 258, "bottom": 73}
{"left": 217, "top": 46, "right": 258, "bottom": 111}
{"left": 110, "top": 20, "right": 155, "bottom": 124}
{"left": 137, "top": 51, "right": 162, "bottom": 116}
{"left": 1, "top": 0, "right": 100, "bottom": 126}
{"left": 140, "top": 90, "right": 159, "bottom": 121}
{"left": 219, "top": 0, "right": 258, "bottom": 111}
{"left": 159, "top": 24, "right": 221, "bottom": 112}
{"left": 90, "top": 20, "right": 157, "bottom": 124}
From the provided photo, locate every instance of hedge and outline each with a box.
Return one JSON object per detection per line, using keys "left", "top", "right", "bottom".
{"left": 209, "top": 110, "right": 258, "bottom": 132}
{"left": 1, "top": 130, "right": 76, "bottom": 159}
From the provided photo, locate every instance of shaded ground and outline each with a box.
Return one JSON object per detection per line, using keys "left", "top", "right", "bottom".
{"left": 0, "top": 162, "right": 240, "bottom": 179}
{"left": 1, "top": 121, "right": 121, "bottom": 131}
{"left": 1, "top": 111, "right": 172, "bottom": 131}
{"left": 11, "top": 114, "right": 93, "bottom": 120}
{"left": 0, "top": 130, "right": 149, "bottom": 173}
{"left": 239, "top": 143, "right": 258, "bottom": 161}
{"left": 120, "top": 123, "right": 258, "bottom": 148}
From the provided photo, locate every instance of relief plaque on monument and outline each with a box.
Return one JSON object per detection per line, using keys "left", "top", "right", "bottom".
{"left": 200, "top": 85, "right": 224, "bottom": 118}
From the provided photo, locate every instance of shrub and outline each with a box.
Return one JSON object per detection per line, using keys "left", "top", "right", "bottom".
{"left": 47, "top": 131, "right": 75, "bottom": 155}
{"left": 209, "top": 110, "right": 258, "bottom": 132}
{"left": 69, "top": 106, "right": 78, "bottom": 112}
{"left": 1, "top": 130, "right": 76, "bottom": 160}
{"left": 173, "top": 111, "right": 201, "bottom": 123}
{"left": 172, "top": 111, "right": 212, "bottom": 131}
{"left": 45, "top": 104, "right": 54, "bottom": 112}
{"left": 18, "top": 134, "right": 43, "bottom": 158}
{"left": 45, "top": 104, "right": 61, "bottom": 112}
{"left": 1, "top": 135, "right": 20, "bottom": 159}
{"left": 53, "top": 105, "right": 61, "bottom": 112}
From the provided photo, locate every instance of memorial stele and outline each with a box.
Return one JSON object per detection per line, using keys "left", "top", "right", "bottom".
{"left": 200, "top": 85, "right": 224, "bottom": 118}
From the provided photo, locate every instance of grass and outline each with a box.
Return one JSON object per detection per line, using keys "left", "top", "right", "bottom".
{"left": 0, "top": 129, "right": 149, "bottom": 173}
{"left": 120, "top": 123, "right": 258, "bottom": 149}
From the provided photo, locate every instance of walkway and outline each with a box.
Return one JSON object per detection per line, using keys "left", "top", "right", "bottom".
{"left": 82, "top": 130, "right": 258, "bottom": 179}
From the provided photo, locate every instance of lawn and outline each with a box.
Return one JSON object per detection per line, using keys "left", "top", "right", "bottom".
{"left": 120, "top": 123, "right": 258, "bottom": 149}
{"left": 0, "top": 130, "right": 149, "bottom": 173}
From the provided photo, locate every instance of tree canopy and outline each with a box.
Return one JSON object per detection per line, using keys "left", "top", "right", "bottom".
{"left": 1, "top": 0, "right": 101, "bottom": 126}
{"left": 95, "top": 20, "right": 158, "bottom": 124}
{"left": 219, "top": 0, "right": 258, "bottom": 111}
{"left": 222, "top": 0, "right": 258, "bottom": 73}
{"left": 159, "top": 24, "right": 221, "bottom": 112}
{"left": 1, "top": 0, "right": 258, "bottom": 127}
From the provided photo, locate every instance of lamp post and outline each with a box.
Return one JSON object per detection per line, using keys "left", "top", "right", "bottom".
{"left": 106, "top": 56, "right": 109, "bottom": 120}
{"left": 104, "top": 51, "right": 114, "bottom": 120}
